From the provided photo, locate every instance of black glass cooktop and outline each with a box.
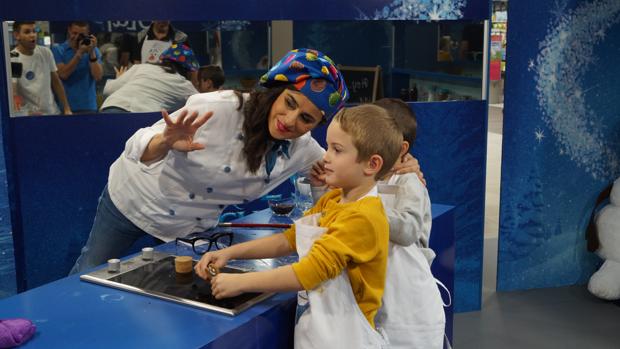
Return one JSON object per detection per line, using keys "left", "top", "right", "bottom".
{"left": 107, "top": 256, "right": 260, "bottom": 310}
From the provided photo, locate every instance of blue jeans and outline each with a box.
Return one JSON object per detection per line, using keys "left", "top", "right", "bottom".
{"left": 69, "top": 185, "right": 149, "bottom": 274}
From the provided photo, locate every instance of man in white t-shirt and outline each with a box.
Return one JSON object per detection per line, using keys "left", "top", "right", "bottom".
{"left": 11, "top": 21, "right": 71, "bottom": 116}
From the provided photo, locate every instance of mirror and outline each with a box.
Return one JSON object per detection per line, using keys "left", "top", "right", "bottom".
{"left": 3, "top": 19, "right": 484, "bottom": 117}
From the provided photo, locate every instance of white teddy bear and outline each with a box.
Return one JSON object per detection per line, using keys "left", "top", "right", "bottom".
{"left": 588, "top": 178, "right": 620, "bottom": 300}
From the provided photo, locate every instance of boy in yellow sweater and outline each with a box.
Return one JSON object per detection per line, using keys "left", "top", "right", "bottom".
{"left": 195, "top": 104, "right": 403, "bottom": 348}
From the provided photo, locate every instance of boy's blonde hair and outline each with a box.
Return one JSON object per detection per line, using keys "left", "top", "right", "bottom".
{"left": 333, "top": 104, "right": 403, "bottom": 180}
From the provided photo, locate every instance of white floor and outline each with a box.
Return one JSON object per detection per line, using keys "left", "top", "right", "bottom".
{"left": 483, "top": 104, "right": 503, "bottom": 293}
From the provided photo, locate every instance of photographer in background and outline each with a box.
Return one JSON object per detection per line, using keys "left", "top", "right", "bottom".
{"left": 52, "top": 21, "right": 102, "bottom": 113}
{"left": 10, "top": 21, "right": 71, "bottom": 116}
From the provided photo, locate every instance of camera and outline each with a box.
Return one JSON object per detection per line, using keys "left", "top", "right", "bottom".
{"left": 77, "top": 33, "right": 91, "bottom": 46}
{"left": 10, "top": 51, "right": 22, "bottom": 78}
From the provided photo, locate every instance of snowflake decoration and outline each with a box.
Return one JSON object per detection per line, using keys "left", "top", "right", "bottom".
{"left": 218, "top": 20, "right": 251, "bottom": 31}
{"left": 528, "top": 59, "right": 536, "bottom": 71}
{"left": 532, "top": 0, "right": 620, "bottom": 180}
{"left": 535, "top": 129, "right": 545, "bottom": 143}
{"left": 358, "top": 0, "right": 466, "bottom": 20}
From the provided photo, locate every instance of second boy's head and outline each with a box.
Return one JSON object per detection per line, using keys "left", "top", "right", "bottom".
{"left": 373, "top": 98, "right": 417, "bottom": 167}
{"left": 324, "top": 104, "right": 403, "bottom": 190}
{"left": 198, "top": 65, "right": 225, "bottom": 93}
{"left": 13, "top": 22, "right": 37, "bottom": 52}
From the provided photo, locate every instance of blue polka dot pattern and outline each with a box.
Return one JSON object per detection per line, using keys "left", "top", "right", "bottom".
{"left": 260, "top": 48, "right": 349, "bottom": 120}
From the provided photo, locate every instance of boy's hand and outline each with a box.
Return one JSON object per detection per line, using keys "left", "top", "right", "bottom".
{"left": 195, "top": 249, "right": 230, "bottom": 281}
{"left": 392, "top": 153, "right": 426, "bottom": 186}
{"left": 309, "top": 160, "right": 327, "bottom": 187}
{"left": 114, "top": 65, "right": 128, "bottom": 78}
{"left": 211, "top": 273, "right": 246, "bottom": 299}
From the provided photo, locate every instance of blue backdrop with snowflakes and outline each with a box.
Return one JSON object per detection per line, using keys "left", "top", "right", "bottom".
{"left": 498, "top": 0, "right": 620, "bottom": 291}
{"left": 0, "top": 91, "right": 16, "bottom": 299}
{"left": 0, "top": 0, "right": 488, "bottom": 21}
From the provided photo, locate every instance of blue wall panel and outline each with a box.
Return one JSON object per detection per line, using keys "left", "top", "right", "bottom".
{"left": 10, "top": 114, "right": 160, "bottom": 288}
{"left": 414, "top": 101, "right": 486, "bottom": 312}
{"left": 0, "top": 94, "right": 16, "bottom": 299}
{"left": 498, "top": 0, "right": 620, "bottom": 290}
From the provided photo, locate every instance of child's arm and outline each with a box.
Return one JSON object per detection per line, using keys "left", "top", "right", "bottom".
{"left": 195, "top": 232, "right": 295, "bottom": 280}
{"left": 209, "top": 208, "right": 380, "bottom": 299}
{"left": 386, "top": 174, "right": 431, "bottom": 247}
{"left": 211, "top": 265, "right": 302, "bottom": 299}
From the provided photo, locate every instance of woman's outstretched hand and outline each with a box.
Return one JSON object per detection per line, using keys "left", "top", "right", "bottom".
{"left": 161, "top": 109, "right": 213, "bottom": 152}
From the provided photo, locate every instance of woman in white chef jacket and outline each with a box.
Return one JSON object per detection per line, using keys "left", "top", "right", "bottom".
{"left": 69, "top": 48, "right": 351, "bottom": 273}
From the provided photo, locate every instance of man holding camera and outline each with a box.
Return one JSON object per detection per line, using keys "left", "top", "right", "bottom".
{"left": 52, "top": 21, "right": 103, "bottom": 113}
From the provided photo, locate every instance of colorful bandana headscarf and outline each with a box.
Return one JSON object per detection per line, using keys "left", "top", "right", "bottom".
{"left": 159, "top": 43, "right": 200, "bottom": 72}
{"left": 260, "top": 48, "right": 349, "bottom": 120}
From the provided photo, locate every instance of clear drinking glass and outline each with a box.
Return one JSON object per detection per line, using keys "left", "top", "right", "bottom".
{"left": 295, "top": 176, "right": 314, "bottom": 212}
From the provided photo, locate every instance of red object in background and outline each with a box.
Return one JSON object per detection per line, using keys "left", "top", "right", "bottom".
{"left": 490, "top": 60, "right": 502, "bottom": 81}
{"left": 490, "top": 34, "right": 503, "bottom": 81}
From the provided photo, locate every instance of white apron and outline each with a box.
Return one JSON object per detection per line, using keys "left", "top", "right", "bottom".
{"left": 376, "top": 184, "right": 446, "bottom": 349}
{"left": 141, "top": 39, "right": 172, "bottom": 64}
{"left": 293, "top": 213, "right": 387, "bottom": 349}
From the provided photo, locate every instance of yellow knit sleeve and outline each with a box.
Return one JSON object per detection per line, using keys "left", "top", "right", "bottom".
{"left": 291, "top": 208, "right": 381, "bottom": 290}
{"left": 282, "top": 225, "right": 297, "bottom": 250}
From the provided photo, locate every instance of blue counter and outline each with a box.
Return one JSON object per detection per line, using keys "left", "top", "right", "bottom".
{"left": 0, "top": 205, "right": 454, "bottom": 348}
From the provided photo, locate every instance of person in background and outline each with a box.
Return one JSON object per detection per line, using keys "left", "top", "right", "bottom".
{"left": 134, "top": 20, "right": 189, "bottom": 65}
{"left": 52, "top": 21, "right": 103, "bottom": 113}
{"left": 100, "top": 43, "right": 199, "bottom": 113}
{"left": 117, "top": 32, "right": 139, "bottom": 68}
{"left": 197, "top": 65, "right": 225, "bottom": 93}
{"left": 98, "top": 33, "right": 119, "bottom": 78}
{"left": 195, "top": 104, "right": 403, "bottom": 348}
{"left": 134, "top": 20, "right": 196, "bottom": 88}
{"left": 11, "top": 21, "right": 71, "bottom": 116}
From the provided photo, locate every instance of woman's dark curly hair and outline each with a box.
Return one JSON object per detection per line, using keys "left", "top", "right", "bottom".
{"left": 234, "top": 85, "right": 290, "bottom": 174}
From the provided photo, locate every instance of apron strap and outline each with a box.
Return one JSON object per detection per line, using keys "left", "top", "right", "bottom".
{"left": 435, "top": 278, "right": 452, "bottom": 308}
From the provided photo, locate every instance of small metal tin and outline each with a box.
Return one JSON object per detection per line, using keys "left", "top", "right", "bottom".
{"left": 142, "top": 247, "right": 154, "bottom": 260}
{"left": 107, "top": 258, "right": 121, "bottom": 273}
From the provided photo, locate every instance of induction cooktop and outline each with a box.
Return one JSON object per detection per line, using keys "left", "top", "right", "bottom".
{"left": 80, "top": 251, "right": 274, "bottom": 316}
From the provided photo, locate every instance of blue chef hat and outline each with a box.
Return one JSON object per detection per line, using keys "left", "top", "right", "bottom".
{"left": 159, "top": 43, "right": 200, "bottom": 72}
{"left": 260, "top": 48, "right": 349, "bottom": 120}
